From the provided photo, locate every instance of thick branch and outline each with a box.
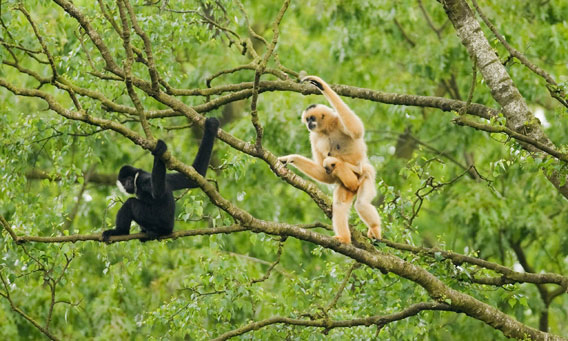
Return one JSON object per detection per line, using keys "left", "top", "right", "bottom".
{"left": 470, "top": 0, "right": 567, "bottom": 108}
{"left": 381, "top": 239, "right": 568, "bottom": 287}
{"left": 440, "top": 0, "right": 568, "bottom": 199}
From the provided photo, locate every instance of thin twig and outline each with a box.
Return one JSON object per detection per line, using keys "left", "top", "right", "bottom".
{"left": 470, "top": 0, "right": 567, "bottom": 108}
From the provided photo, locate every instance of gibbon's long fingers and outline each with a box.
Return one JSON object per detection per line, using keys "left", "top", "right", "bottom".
{"left": 281, "top": 154, "right": 336, "bottom": 184}
{"left": 332, "top": 185, "right": 355, "bottom": 244}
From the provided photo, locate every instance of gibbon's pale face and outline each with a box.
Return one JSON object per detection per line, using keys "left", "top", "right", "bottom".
{"left": 301, "top": 104, "right": 336, "bottom": 133}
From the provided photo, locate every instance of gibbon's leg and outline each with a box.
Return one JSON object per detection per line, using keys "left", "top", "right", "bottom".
{"left": 354, "top": 172, "right": 382, "bottom": 240}
{"left": 192, "top": 117, "right": 220, "bottom": 175}
{"left": 302, "top": 75, "right": 364, "bottom": 138}
{"left": 332, "top": 185, "right": 356, "bottom": 244}
{"left": 333, "top": 164, "right": 359, "bottom": 192}
{"left": 166, "top": 117, "right": 220, "bottom": 190}
{"left": 279, "top": 154, "right": 335, "bottom": 184}
{"left": 151, "top": 141, "right": 167, "bottom": 199}
{"left": 102, "top": 197, "right": 138, "bottom": 241}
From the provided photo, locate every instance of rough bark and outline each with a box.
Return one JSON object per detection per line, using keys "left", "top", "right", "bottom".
{"left": 440, "top": 0, "right": 568, "bottom": 199}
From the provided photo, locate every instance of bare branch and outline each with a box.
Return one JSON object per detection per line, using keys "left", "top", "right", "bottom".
{"left": 251, "top": 237, "right": 286, "bottom": 284}
{"left": 453, "top": 116, "right": 568, "bottom": 163}
{"left": 212, "top": 302, "right": 454, "bottom": 340}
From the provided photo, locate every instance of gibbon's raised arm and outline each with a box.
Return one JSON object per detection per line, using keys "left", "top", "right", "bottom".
{"left": 167, "top": 118, "right": 219, "bottom": 191}
{"left": 302, "top": 75, "right": 364, "bottom": 139}
{"left": 151, "top": 140, "right": 167, "bottom": 199}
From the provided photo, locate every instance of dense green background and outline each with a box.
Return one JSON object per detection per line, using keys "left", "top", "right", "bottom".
{"left": 1, "top": 0, "right": 567, "bottom": 339}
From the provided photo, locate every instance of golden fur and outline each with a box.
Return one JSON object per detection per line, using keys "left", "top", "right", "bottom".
{"left": 279, "top": 75, "right": 382, "bottom": 244}
{"left": 323, "top": 156, "right": 361, "bottom": 192}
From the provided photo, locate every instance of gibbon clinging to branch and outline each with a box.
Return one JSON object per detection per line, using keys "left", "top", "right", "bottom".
{"left": 279, "top": 75, "right": 382, "bottom": 244}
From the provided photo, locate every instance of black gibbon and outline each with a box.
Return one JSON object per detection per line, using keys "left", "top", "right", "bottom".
{"left": 102, "top": 117, "right": 220, "bottom": 242}
{"left": 279, "top": 76, "right": 381, "bottom": 244}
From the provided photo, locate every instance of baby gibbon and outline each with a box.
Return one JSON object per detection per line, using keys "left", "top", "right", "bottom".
{"left": 279, "top": 75, "right": 382, "bottom": 244}
{"left": 323, "top": 156, "right": 361, "bottom": 193}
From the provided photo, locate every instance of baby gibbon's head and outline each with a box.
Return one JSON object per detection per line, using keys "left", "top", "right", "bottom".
{"left": 322, "top": 156, "right": 341, "bottom": 174}
{"left": 301, "top": 104, "right": 337, "bottom": 133}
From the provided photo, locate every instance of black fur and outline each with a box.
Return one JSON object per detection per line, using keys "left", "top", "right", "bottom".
{"left": 305, "top": 104, "right": 318, "bottom": 111}
{"left": 308, "top": 79, "right": 323, "bottom": 90}
{"left": 102, "top": 117, "right": 220, "bottom": 242}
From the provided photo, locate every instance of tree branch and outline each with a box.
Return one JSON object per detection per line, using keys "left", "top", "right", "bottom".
{"left": 212, "top": 302, "right": 454, "bottom": 340}
{"left": 381, "top": 238, "right": 568, "bottom": 287}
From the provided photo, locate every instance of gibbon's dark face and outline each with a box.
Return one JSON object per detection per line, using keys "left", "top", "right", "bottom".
{"left": 301, "top": 104, "right": 335, "bottom": 133}
{"left": 323, "top": 156, "right": 339, "bottom": 174}
{"left": 117, "top": 165, "right": 138, "bottom": 195}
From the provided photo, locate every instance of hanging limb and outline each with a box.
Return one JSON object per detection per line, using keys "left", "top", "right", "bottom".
{"left": 470, "top": 0, "right": 568, "bottom": 108}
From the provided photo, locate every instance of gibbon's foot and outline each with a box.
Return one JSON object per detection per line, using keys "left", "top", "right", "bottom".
{"left": 204, "top": 117, "right": 220, "bottom": 133}
{"left": 139, "top": 231, "right": 161, "bottom": 243}
{"left": 101, "top": 229, "right": 124, "bottom": 242}
{"left": 301, "top": 75, "right": 324, "bottom": 91}
{"left": 367, "top": 226, "right": 382, "bottom": 240}
{"left": 333, "top": 234, "right": 352, "bottom": 244}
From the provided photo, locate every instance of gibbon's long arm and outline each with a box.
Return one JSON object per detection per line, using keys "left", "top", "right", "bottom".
{"left": 167, "top": 118, "right": 219, "bottom": 191}
{"left": 303, "top": 76, "right": 364, "bottom": 139}
{"left": 151, "top": 145, "right": 167, "bottom": 199}
{"left": 279, "top": 154, "right": 336, "bottom": 184}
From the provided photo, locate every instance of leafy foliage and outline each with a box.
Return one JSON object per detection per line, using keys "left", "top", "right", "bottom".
{"left": 0, "top": 0, "right": 567, "bottom": 339}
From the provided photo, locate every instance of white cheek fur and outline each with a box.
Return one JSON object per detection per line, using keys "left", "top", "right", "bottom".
{"left": 116, "top": 180, "right": 129, "bottom": 195}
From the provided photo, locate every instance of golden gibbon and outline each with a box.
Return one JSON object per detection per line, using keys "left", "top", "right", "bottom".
{"left": 279, "top": 75, "right": 381, "bottom": 244}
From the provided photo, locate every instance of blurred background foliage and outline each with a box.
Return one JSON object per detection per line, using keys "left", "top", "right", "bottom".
{"left": 0, "top": 0, "right": 567, "bottom": 339}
